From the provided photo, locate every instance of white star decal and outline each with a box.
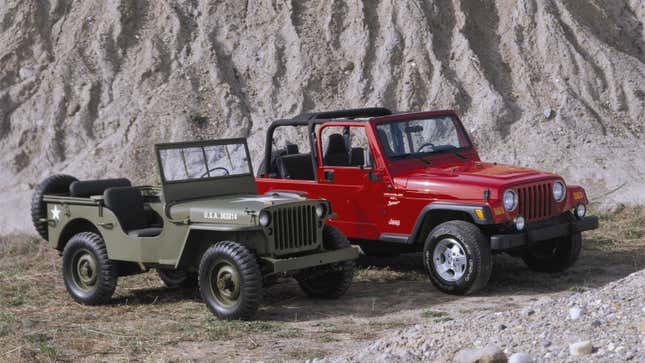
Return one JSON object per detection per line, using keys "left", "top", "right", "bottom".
{"left": 51, "top": 205, "right": 61, "bottom": 220}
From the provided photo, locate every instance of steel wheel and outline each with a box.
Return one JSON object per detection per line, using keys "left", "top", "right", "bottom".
{"left": 209, "top": 260, "right": 241, "bottom": 308}
{"left": 62, "top": 232, "right": 116, "bottom": 305}
{"left": 432, "top": 237, "right": 468, "bottom": 282}
{"left": 198, "top": 241, "right": 261, "bottom": 320}
{"left": 70, "top": 248, "right": 98, "bottom": 291}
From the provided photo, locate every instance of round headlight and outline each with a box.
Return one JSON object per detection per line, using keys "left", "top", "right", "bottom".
{"left": 503, "top": 190, "right": 518, "bottom": 211}
{"left": 259, "top": 210, "right": 271, "bottom": 226}
{"left": 553, "top": 182, "right": 566, "bottom": 202}
{"left": 514, "top": 215, "right": 526, "bottom": 231}
{"left": 315, "top": 204, "right": 327, "bottom": 218}
{"left": 575, "top": 204, "right": 586, "bottom": 219}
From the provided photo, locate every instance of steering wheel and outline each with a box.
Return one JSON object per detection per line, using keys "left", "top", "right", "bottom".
{"left": 201, "top": 167, "right": 230, "bottom": 178}
{"left": 417, "top": 142, "right": 435, "bottom": 153}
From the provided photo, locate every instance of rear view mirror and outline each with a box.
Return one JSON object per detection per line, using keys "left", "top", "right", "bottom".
{"left": 404, "top": 125, "right": 423, "bottom": 133}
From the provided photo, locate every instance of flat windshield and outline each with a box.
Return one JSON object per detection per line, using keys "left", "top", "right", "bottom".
{"left": 375, "top": 115, "right": 471, "bottom": 159}
{"left": 159, "top": 142, "right": 251, "bottom": 182}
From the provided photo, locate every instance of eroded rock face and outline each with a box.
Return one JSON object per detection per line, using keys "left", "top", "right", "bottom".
{"left": 1, "top": 0, "right": 643, "bottom": 234}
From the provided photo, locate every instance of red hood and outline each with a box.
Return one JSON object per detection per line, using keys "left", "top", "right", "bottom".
{"left": 392, "top": 161, "right": 560, "bottom": 200}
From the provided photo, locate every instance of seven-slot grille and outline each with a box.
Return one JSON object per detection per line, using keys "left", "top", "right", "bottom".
{"left": 272, "top": 205, "right": 319, "bottom": 253}
{"left": 517, "top": 182, "right": 554, "bottom": 222}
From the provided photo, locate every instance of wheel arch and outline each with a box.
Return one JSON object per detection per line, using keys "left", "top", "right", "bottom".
{"left": 410, "top": 202, "right": 493, "bottom": 245}
{"left": 56, "top": 218, "right": 101, "bottom": 251}
{"left": 175, "top": 228, "right": 266, "bottom": 270}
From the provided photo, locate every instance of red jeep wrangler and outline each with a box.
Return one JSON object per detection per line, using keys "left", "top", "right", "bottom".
{"left": 256, "top": 108, "right": 598, "bottom": 295}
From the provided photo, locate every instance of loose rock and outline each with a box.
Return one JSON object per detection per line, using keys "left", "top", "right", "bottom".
{"left": 569, "top": 341, "right": 593, "bottom": 356}
{"left": 569, "top": 306, "right": 584, "bottom": 320}
{"left": 508, "top": 352, "right": 532, "bottom": 363}
{"left": 454, "top": 345, "right": 507, "bottom": 363}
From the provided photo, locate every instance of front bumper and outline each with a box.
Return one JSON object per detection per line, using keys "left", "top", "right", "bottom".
{"left": 261, "top": 246, "right": 359, "bottom": 273}
{"left": 490, "top": 216, "right": 599, "bottom": 250}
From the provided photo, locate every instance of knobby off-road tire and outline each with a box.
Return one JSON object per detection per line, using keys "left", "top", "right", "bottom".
{"left": 158, "top": 269, "right": 198, "bottom": 288}
{"left": 62, "top": 232, "right": 117, "bottom": 305}
{"left": 198, "top": 241, "right": 262, "bottom": 320}
{"left": 522, "top": 232, "right": 582, "bottom": 273}
{"left": 423, "top": 220, "right": 492, "bottom": 295}
{"left": 31, "top": 174, "right": 78, "bottom": 240}
{"left": 296, "top": 225, "right": 354, "bottom": 299}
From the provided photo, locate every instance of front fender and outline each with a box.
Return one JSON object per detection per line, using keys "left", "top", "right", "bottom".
{"left": 403, "top": 202, "right": 493, "bottom": 245}
{"left": 565, "top": 185, "right": 589, "bottom": 210}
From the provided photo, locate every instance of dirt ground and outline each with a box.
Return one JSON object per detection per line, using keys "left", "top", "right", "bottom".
{"left": 1, "top": 207, "right": 643, "bottom": 362}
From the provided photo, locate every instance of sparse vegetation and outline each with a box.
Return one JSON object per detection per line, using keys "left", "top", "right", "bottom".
{"left": 585, "top": 206, "right": 644, "bottom": 254}
{"left": 354, "top": 266, "right": 425, "bottom": 282}
{"left": 421, "top": 310, "right": 453, "bottom": 322}
{"left": 203, "top": 318, "right": 275, "bottom": 340}
{"left": 0, "top": 207, "right": 642, "bottom": 361}
{"left": 367, "top": 320, "right": 408, "bottom": 330}
{"left": 568, "top": 286, "right": 589, "bottom": 293}
{"left": 189, "top": 113, "right": 209, "bottom": 127}
{"left": 275, "top": 328, "right": 302, "bottom": 339}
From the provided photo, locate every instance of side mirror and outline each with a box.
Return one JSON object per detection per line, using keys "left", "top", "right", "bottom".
{"left": 368, "top": 171, "right": 381, "bottom": 182}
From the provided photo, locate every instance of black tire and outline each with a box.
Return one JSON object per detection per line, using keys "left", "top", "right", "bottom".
{"left": 62, "top": 232, "right": 116, "bottom": 305}
{"left": 198, "top": 241, "right": 262, "bottom": 320}
{"left": 31, "top": 174, "right": 78, "bottom": 240}
{"left": 157, "top": 269, "right": 198, "bottom": 288}
{"left": 296, "top": 225, "right": 354, "bottom": 299}
{"left": 522, "top": 233, "right": 582, "bottom": 273}
{"left": 422, "top": 220, "right": 492, "bottom": 295}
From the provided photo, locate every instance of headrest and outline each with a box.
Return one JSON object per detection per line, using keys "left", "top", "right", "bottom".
{"left": 69, "top": 178, "right": 132, "bottom": 197}
{"left": 286, "top": 144, "right": 299, "bottom": 154}
{"left": 326, "top": 134, "right": 347, "bottom": 154}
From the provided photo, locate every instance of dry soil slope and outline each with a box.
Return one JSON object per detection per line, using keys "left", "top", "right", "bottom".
{"left": 0, "top": 0, "right": 643, "bottom": 234}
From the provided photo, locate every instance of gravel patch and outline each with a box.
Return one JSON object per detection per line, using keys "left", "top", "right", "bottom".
{"left": 335, "top": 269, "right": 645, "bottom": 362}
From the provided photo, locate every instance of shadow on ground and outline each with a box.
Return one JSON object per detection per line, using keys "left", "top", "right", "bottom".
{"left": 113, "top": 238, "right": 643, "bottom": 322}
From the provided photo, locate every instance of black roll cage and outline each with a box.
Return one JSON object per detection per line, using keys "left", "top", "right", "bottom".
{"left": 262, "top": 108, "right": 392, "bottom": 177}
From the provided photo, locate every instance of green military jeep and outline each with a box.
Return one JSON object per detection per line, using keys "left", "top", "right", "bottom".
{"left": 31, "top": 138, "right": 358, "bottom": 320}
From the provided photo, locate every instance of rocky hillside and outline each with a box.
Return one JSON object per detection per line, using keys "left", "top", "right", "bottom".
{"left": 1, "top": 0, "right": 643, "bottom": 234}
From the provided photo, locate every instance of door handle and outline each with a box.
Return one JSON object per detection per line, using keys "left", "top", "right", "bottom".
{"left": 324, "top": 170, "right": 334, "bottom": 182}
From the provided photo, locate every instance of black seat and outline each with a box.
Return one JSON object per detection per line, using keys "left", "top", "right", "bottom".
{"left": 103, "top": 187, "right": 161, "bottom": 237}
{"left": 323, "top": 133, "right": 349, "bottom": 166}
{"left": 276, "top": 154, "right": 315, "bottom": 180}
{"left": 286, "top": 144, "right": 299, "bottom": 154}
{"left": 349, "top": 147, "right": 365, "bottom": 167}
{"left": 69, "top": 178, "right": 131, "bottom": 197}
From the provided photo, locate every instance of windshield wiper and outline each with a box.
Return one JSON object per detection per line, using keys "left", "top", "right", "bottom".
{"left": 412, "top": 155, "right": 431, "bottom": 165}
{"left": 391, "top": 153, "right": 431, "bottom": 165}
{"left": 451, "top": 150, "right": 468, "bottom": 160}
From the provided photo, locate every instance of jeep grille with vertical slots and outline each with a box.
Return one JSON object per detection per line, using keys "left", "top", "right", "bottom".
{"left": 517, "top": 182, "right": 555, "bottom": 222}
{"left": 272, "top": 205, "right": 319, "bottom": 254}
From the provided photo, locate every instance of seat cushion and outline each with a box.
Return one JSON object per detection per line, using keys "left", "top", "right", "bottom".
{"left": 103, "top": 187, "right": 147, "bottom": 231}
{"left": 277, "top": 154, "right": 315, "bottom": 180}
{"left": 127, "top": 227, "right": 162, "bottom": 237}
{"left": 324, "top": 133, "right": 349, "bottom": 166}
{"left": 70, "top": 178, "right": 131, "bottom": 197}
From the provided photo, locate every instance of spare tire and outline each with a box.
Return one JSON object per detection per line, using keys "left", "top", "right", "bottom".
{"left": 31, "top": 174, "right": 78, "bottom": 240}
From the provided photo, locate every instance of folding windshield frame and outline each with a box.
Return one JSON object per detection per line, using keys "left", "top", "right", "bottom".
{"left": 155, "top": 138, "right": 254, "bottom": 185}
{"left": 155, "top": 138, "right": 257, "bottom": 204}
{"left": 369, "top": 111, "right": 474, "bottom": 161}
